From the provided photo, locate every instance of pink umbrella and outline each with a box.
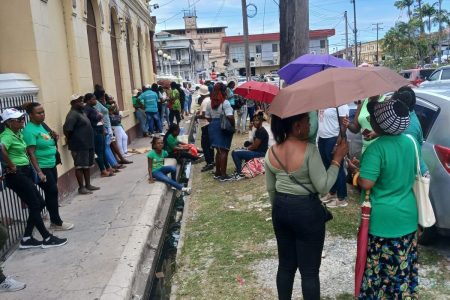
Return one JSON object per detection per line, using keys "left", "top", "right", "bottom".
{"left": 269, "top": 67, "right": 409, "bottom": 119}
{"left": 355, "top": 190, "right": 372, "bottom": 297}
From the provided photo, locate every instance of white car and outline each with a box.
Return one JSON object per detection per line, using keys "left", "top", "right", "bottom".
{"left": 419, "top": 66, "right": 450, "bottom": 89}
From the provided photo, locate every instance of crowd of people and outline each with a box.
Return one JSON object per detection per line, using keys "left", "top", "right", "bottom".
{"left": 0, "top": 75, "right": 426, "bottom": 298}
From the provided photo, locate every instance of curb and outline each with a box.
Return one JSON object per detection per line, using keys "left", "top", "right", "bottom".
{"left": 99, "top": 159, "right": 177, "bottom": 300}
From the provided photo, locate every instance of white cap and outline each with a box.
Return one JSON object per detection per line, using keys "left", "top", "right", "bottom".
{"left": 132, "top": 89, "right": 139, "bottom": 96}
{"left": 70, "top": 94, "right": 82, "bottom": 101}
{"left": 1, "top": 108, "right": 24, "bottom": 122}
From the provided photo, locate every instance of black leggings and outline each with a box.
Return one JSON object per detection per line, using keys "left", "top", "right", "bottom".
{"left": 272, "top": 192, "right": 326, "bottom": 300}
{"left": 169, "top": 110, "right": 181, "bottom": 126}
{"left": 5, "top": 166, "right": 50, "bottom": 239}
{"left": 39, "top": 167, "right": 63, "bottom": 226}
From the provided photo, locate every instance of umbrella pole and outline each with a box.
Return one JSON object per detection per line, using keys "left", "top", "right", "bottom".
{"left": 336, "top": 107, "right": 347, "bottom": 140}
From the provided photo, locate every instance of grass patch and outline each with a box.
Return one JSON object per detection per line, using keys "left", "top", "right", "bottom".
{"left": 174, "top": 134, "right": 277, "bottom": 299}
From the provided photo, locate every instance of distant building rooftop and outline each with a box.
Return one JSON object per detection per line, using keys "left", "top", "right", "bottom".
{"left": 222, "top": 30, "right": 335, "bottom": 45}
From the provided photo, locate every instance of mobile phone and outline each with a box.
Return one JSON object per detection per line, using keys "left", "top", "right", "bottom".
{"left": 362, "top": 129, "right": 371, "bottom": 136}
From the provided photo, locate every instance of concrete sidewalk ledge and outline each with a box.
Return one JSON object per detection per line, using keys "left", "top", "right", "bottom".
{"left": 100, "top": 163, "right": 174, "bottom": 300}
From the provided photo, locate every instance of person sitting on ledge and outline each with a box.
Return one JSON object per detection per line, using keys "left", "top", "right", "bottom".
{"left": 163, "top": 124, "right": 202, "bottom": 163}
{"left": 147, "top": 136, "right": 191, "bottom": 194}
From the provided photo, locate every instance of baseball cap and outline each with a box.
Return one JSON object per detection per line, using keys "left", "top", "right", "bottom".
{"left": 1, "top": 108, "right": 25, "bottom": 123}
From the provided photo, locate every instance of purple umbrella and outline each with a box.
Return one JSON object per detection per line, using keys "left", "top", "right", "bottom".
{"left": 278, "top": 54, "right": 354, "bottom": 85}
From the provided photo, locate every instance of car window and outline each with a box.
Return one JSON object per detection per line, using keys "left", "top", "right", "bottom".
{"left": 428, "top": 70, "right": 441, "bottom": 81}
{"left": 401, "top": 72, "right": 412, "bottom": 79}
{"left": 419, "top": 69, "right": 435, "bottom": 79}
{"left": 441, "top": 69, "right": 450, "bottom": 80}
{"left": 414, "top": 98, "right": 440, "bottom": 139}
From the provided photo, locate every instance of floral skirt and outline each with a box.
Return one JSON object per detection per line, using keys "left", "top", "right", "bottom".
{"left": 359, "top": 231, "right": 419, "bottom": 300}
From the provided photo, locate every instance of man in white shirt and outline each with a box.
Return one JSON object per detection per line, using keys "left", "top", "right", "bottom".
{"left": 196, "top": 85, "right": 214, "bottom": 172}
{"left": 317, "top": 105, "right": 349, "bottom": 208}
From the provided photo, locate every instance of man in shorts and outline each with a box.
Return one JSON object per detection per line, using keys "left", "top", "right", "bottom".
{"left": 63, "top": 94, "right": 100, "bottom": 195}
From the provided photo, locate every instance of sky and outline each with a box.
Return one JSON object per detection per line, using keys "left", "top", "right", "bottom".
{"left": 151, "top": 0, "right": 450, "bottom": 52}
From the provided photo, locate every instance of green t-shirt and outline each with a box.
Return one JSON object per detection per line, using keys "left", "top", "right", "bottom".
{"left": 359, "top": 134, "right": 418, "bottom": 238}
{"left": 170, "top": 90, "right": 181, "bottom": 111}
{"left": 147, "top": 149, "right": 168, "bottom": 172}
{"left": 0, "top": 128, "right": 29, "bottom": 166}
{"left": 165, "top": 134, "right": 179, "bottom": 154}
{"left": 23, "top": 122, "right": 57, "bottom": 168}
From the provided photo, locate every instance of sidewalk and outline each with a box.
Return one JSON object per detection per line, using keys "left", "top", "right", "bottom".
{"left": 1, "top": 137, "right": 173, "bottom": 300}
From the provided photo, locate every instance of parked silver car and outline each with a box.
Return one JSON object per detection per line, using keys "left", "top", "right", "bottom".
{"left": 347, "top": 90, "right": 450, "bottom": 244}
{"left": 419, "top": 66, "right": 450, "bottom": 89}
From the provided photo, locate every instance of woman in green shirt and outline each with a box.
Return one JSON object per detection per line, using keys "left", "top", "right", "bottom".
{"left": 23, "top": 102, "right": 75, "bottom": 231}
{"left": 0, "top": 108, "right": 67, "bottom": 248}
{"left": 163, "top": 124, "right": 201, "bottom": 162}
{"left": 356, "top": 98, "right": 418, "bottom": 299}
{"left": 147, "top": 137, "right": 190, "bottom": 193}
{"left": 265, "top": 112, "right": 348, "bottom": 300}
{"left": 168, "top": 82, "right": 181, "bottom": 126}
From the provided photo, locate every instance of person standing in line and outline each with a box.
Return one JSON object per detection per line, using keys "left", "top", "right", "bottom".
{"left": 83, "top": 93, "right": 114, "bottom": 177}
{"left": 317, "top": 105, "right": 349, "bottom": 208}
{"left": 177, "top": 83, "right": 187, "bottom": 118}
{"left": 246, "top": 99, "right": 256, "bottom": 123}
{"left": 0, "top": 224, "right": 26, "bottom": 292}
{"left": 109, "top": 105, "right": 129, "bottom": 157}
{"left": 1, "top": 108, "right": 68, "bottom": 248}
{"left": 226, "top": 81, "right": 237, "bottom": 110}
{"left": 140, "top": 84, "right": 162, "bottom": 135}
{"left": 355, "top": 98, "right": 418, "bottom": 299}
{"left": 265, "top": 112, "right": 348, "bottom": 300}
{"left": 196, "top": 85, "right": 214, "bottom": 172}
{"left": 168, "top": 82, "right": 182, "bottom": 126}
{"left": 158, "top": 86, "right": 170, "bottom": 128}
{"left": 23, "top": 102, "right": 77, "bottom": 231}
{"left": 182, "top": 82, "right": 192, "bottom": 116}
{"left": 64, "top": 95, "right": 99, "bottom": 194}
{"left": 132, "top": 89, "right": 149, "bottom": 137}
{"left": 205, "top": 83, "right": 235, "bottom": 182}
{"left": 235, "top": 96, "right": 248, "bottom": 134}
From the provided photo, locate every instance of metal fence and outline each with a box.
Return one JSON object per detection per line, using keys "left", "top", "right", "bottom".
{"left": 0, "top": 92, "right": 45, "bottom": 259}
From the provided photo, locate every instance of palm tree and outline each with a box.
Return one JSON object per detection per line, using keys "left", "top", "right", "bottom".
{"left": 420, "top": 3, "right": 437, "bottom": 33}
{"left": 433, "top": 9, "right": 450, "bottom": 28}
{"left": 394, "top": 0, "right": 414, "bottom": 20}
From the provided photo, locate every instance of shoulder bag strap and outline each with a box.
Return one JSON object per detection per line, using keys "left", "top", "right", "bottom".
{"left": 270, "top": 146, "right": 315, "bottom": 194}
{"left": 405, "top": 134, "right": 422, "bottom": 177}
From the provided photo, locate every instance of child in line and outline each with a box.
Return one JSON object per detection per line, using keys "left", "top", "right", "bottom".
{"left": 147, "top": 137, "right": 191, "bottom": 194}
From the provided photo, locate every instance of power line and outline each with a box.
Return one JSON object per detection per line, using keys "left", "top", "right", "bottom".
{"left": 262, "top": 0, "right": 267, "bottom": 33}
{"left": 211, "top": 0, "right": 226, "bottom": 27}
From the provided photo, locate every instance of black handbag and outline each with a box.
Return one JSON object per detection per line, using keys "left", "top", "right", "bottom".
{"left": 270, "top": 147, "right": 333, "bottom": 222}
{"left": 220, "top": 104, "right": 235, "bottom": 134}
{"left": 42, "top": 122, "right": 62, "bottom": 165}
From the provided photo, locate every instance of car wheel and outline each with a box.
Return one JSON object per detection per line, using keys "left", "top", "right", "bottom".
{"left": 418, "top": 225, "right": 438, "bottom": 245}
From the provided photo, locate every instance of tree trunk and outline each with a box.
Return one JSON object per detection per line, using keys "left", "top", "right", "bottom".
{"left": 279, "top": 0, "right": 309, "bottom": 68}
{"left": 417, "top": 0, "right": 425, "bottom": 34}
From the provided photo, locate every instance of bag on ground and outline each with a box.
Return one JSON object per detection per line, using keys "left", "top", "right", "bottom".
{"left": 241, "top": 157, "right": 265, "bottom": 178}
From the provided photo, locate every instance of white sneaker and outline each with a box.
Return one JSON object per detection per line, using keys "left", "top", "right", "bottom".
{"left": 50, "top": 222, "right": 74, "bottom": 231}
{"left": 320, "top": 194, "right": 337, "bottom": 204}
{"left": 326, "top": 199, "right": 348, "bottom": 208}
{"left": 0, "top": 276, "right": 26, "bottom": 292}
{"left": 181, "top": 187, "right": 192, "bottom": 195}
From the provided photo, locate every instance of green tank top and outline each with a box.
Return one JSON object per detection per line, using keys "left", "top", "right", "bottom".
{"left": 358, "top": 95, "right": 386, "bottom": 153}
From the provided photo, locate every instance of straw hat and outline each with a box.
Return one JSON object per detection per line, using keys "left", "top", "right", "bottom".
{"left": 198, "top": 85, "right": 209, "bottom": 96}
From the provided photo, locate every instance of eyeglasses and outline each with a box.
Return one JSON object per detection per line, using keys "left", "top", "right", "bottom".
{"left": 11, "top": 117, "right": 25, "bottom": 122}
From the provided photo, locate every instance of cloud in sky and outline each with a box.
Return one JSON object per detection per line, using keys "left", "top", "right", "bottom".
{"left": 151, "top": 0, "right": 450, "bottom": 51}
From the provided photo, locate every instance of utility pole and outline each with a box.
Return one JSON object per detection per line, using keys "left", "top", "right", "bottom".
{"left": 241, "top": 0, "right": 251, "bottom": 81}
{"left": 344, "top": 11, "right": 349, "bottom": 61}
{"left": 279, "top": 0, "right": 309, "bottom": 69}
{"left": 351, "top": 0, "right": 358, "bottom": 66}
{"left": 438, "top": 0, "right": 443, "bottom": 65}
{"left": 372, "top": 22, "right": 383, "bottom": 64}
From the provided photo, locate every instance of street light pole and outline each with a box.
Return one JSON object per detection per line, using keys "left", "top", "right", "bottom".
{"left": 168, "top": 55, "right": 172, "bottom": 75}
{"left": 351, "top": 0, "right": 358, "bottom": 66}
{"left": 177, "top": 60, "right": 181, "bottom": 78}
{"left": 163, "top": 53, "right": 168, "bottom": 75}
{"left": 241, "top": 0, "right": 251, "bottom": 81}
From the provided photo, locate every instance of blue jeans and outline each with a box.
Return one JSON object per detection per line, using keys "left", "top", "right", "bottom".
{"left": 94, "top": 130, "right": 109, "bottom": 171}
{"left": 247, "top": 106, "right": 255, "bottom": 122}
{"left": 105, "top": 133, "right": 118, "bottom": 167}
{"left": 160, "top": 103, "right": 170, "bottom": 126}
{"left": 152, "top": 165, "right": 183, "bottom": 190}
{"left": 231, "top": 149, "right": 265, "bottom": 174}
{"left": 318, "top": 136, "right": 347, "bottom": 199}
{"left": 134, "top": 109, "right": 148, "bottom": 135}
{"left": 146, "top": 111, "right": 162, "bottom": 133}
